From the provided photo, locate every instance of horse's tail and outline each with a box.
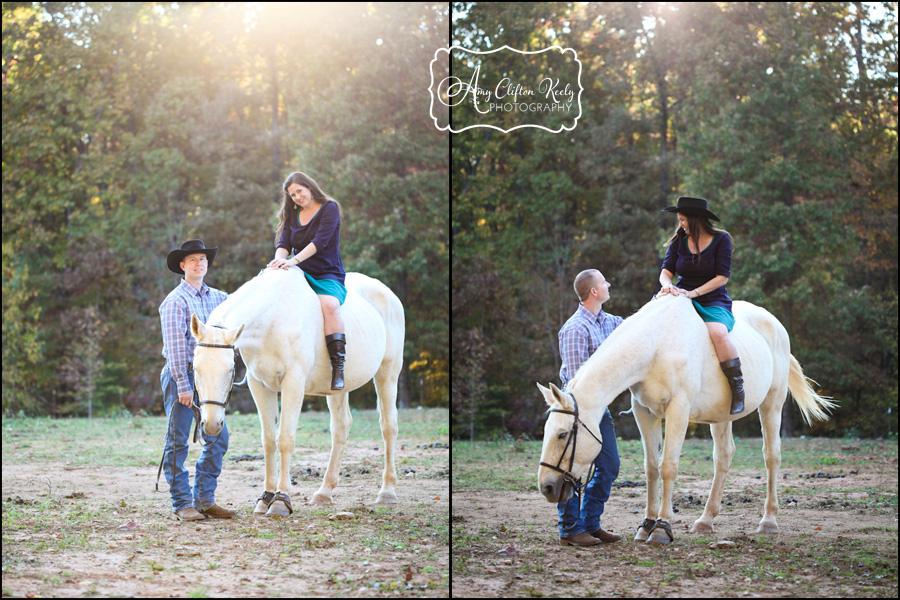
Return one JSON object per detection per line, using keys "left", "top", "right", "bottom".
{"left": 787, "top": 354, "right": 837, "bottom": 427}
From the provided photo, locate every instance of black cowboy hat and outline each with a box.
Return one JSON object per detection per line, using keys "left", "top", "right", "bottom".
{"left": 167, "top": 239, "right": 218, "bottom": 275}
{"left": 661, "top": 196, "right": 720, "bottom": 222}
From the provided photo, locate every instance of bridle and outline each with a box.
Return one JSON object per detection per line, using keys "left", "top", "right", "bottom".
{"left": 190, "top": 326, "right": 238, "bottom": 446}
{"left": 155, "top": 325, "right": 239, "bottom": 492}
{"left": 539, "top": 391, "right": 604, "bottom": 508}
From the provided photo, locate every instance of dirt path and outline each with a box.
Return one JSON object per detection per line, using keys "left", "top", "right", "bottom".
{"left": 453, "top": 460, "right": 898, "bottom": 597}
{"left": 2, "top": 413, "right": 449, "bottom": 597}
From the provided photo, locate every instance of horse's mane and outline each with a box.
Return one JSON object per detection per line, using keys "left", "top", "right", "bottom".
{"left": 208, "top": 268, "right": 315, "bottom": 330}
{"left": 566, "top": 295, "right": 695, "bottom": 389}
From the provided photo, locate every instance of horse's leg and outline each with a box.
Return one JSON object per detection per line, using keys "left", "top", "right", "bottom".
{"left": 248, "top": 377, "right": 278, "bottom": 515}
{"left": 631, "top": 400, "right": 662, "bottom": 542}
{"left": 757, "top": 390, "right": 783, "bottom": 533}
{"left": 691, "top": 421, "right": 734, "bottom": 534}
{"left": 310, "top": 391, "right": 352, "bottom": 505}
{"left": 647, "top": 395, "right": 690, "bottom": 546}
{"left": 266, "top": 373, "right": 307, "bottom": 517}
{"left": 373, "top": 363, "right": 400, "bottom": 504}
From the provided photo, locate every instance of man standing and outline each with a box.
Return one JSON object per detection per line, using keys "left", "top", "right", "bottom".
{"left": 159, "top": 239, "right": 235, "bottom": 521}
{"left": 556, "top": 269, "right": 623, "bottom": 546}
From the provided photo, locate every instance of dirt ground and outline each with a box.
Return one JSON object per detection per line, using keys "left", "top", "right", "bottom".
{"left": 453, "top": 457, "right": 898, "bottom": 597}
{"left": 2, "top": 422, "right": 449, "bottom": 597}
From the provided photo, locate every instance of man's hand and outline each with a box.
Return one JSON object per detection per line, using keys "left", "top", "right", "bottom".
{"left": 178, "top": 391, "right": 193, "bottom": 406}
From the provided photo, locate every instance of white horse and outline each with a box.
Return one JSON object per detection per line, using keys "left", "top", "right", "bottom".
{"left": 190, "top": 268, "right": 405, "bottom": 517}
{"left": 537, "top": 295, "right": 835, "bottom": 544}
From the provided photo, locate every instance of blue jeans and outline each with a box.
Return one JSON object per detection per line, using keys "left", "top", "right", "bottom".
{"left": 557, "top": 407, "right": 620, "bottom": 537}
{"left": 160, "top": 364, "right": 229, "bottom": 513}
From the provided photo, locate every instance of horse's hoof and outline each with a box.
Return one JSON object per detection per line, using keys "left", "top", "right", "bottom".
{"left": 646, "top": 532, "right": 673, "bottom": 546}
{"left": 690, "top": 521, "right": 714, "bottom": 534}
{"left": 375, "top": 489, "right": 397, "bottom": 504}
{"left": 309, "top": 492, "right": 333, "bottom": 506}
{"left": 634, "top": 518, "right": 655, "bottom": 542}
{"left": 646, "top": 519, "right": 675, "bottom": 546}
{"left": 254, "top": 491, "right": 276, "bottom": 515}
{"left": 265, "top": 500, "right": 292, "bottom": 518}
{"left": 756, "top": 521, "right": 778, "bottom": 534}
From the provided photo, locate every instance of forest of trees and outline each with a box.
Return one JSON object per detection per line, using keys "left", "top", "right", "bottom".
{"left": 451, "top": 2, "right": 897, "bottom": 440}
{"left": 3, "top": 2, "right": 449, "bottom": 416}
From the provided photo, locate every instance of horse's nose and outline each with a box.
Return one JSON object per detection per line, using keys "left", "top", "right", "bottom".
{"left": 201, "top": 418, "right": 223, "bottom": 436}
{"left": 542, "top": 482, "right": 556, "bottom": 499}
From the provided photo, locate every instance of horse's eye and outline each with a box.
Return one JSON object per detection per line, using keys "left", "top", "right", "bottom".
{"left": 557, "top": 431, "right": 568, "bottom": 440}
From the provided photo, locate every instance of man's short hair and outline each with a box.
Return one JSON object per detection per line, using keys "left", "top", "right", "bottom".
{"left": 574, "top": 269, "right": 601, "bottom": 302}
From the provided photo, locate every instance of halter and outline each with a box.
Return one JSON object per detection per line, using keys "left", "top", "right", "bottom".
{"left": 539, "top": 392, "right": 604, "bottom": 509}
{"left": 155, "top": 326, "right": 239, "bottom": 492}
{"left": 190, "top": 326, "right": 237, "bottom": 446}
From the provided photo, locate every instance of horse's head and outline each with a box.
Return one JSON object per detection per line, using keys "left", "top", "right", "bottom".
{"left": 536, "top": 382, "right": 603, "bottom": 504}
{"left": 190, "top": 314, "right": 244, "bottom": 437}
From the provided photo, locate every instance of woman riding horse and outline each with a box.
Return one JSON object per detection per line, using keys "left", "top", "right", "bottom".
{"left": 656, "top": 196, "right": 745, "bottom": 414}
{"left": 268, "top": 171, "right": 348, "bottom": 389}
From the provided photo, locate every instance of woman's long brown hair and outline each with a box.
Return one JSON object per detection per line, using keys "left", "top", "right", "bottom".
{"left": 274, "top": 171, "right": 343, "bottom": 246}
{"left": 664, "top": 213, "right": 735, "bottom": 264}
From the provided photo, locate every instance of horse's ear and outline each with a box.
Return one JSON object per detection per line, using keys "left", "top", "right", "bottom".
{"left": 190, "top": 313, "right": 203, "bottom": 340}
{"left": 536, "top": 382, "right": 555, "bottom": 408}
{"left": 549, "top": 382, "right": 572, "bottom": 409}
{"left": 226, "top": 324, "right": 245, "bottom": 345}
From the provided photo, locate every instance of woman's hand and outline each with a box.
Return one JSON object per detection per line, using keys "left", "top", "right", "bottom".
{"left": 656, "top": 285, "right": 690, "bottom": 299}
{"left": 657, "top": 284, "right": 678, "bottom": 298}
{"left": 267, "top": 258, "right": 292, "bottom": 270}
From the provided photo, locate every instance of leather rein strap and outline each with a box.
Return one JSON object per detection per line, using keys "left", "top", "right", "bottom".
{"left": 539, "top": 392, "right": 604, "bottom": 505}
{"left": 190, "top": 331, "right": 236, "bottom": 445}
{"left": 155, "top": 326, "right": 236, "bottom": 492}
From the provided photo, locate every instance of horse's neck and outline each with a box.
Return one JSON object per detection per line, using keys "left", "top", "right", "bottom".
{"left": 210, "top": 292, "right": 274, "bottom": 350}
{"left": 210, "top": 270, "right": 320, "bottom": 351}
{"left": 567, "top": 314, "right": 662, "bottom": 416}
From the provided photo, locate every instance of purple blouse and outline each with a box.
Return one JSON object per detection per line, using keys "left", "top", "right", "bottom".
{"left": 276, "top": 200, "right": 346, "bottom": 285}
{"left": 661, "top": 232, "right": 733, "bottom": 311}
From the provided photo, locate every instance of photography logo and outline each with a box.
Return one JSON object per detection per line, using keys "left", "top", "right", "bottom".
{"left": 429, "top": 45, "right": 582, "bottom": 133}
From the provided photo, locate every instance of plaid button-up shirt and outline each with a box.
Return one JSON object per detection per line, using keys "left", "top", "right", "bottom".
{"left": 159, "top": 279, "right": 228, "bottom": 395}
{"left": 558, "top": 303, "right": 624, "bottom": 388}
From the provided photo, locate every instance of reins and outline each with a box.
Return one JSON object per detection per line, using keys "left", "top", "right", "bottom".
{"left": 190, "top": 337, "right": 236, "bottom": 447}
{"left": 539, "top": 392, "right": 604, "bottom": 518}
{"left": 155, "top": 325, "right": 237, "bottom": 493}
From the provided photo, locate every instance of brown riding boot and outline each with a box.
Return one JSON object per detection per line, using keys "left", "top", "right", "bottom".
{"left": 559, "top": 531, "right": 601, "bottom": 546}
{"left": 588, "top": 527, "right": 622, "bottom": 543}
{"left": 326, "top": 333, "right": 346, "bottom": 390}
{"left": 720, "top": 357, "right": 745, "bottom": 414}
{"left": 199, "top": 503, "right": 237, "bottom": 519}
{"left": 174, "top": 507, "right": 206, "bottom": 521}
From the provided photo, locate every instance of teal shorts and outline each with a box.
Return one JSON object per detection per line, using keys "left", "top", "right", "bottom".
{"left": 692, "top": 300, "right": 735, "bottom": 332}
{"left": 303, "top": 271, "right": 347, "bottom": 305}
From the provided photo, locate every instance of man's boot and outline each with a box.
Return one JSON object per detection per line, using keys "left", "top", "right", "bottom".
{"left": 326, "top": 333, "right": 346, "bottom": 390}
{"left": 720, "top": 357, "right": 745, "bottom": 414}
{"left": 559, "top": 531, "right": 601, "bottom": 546}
